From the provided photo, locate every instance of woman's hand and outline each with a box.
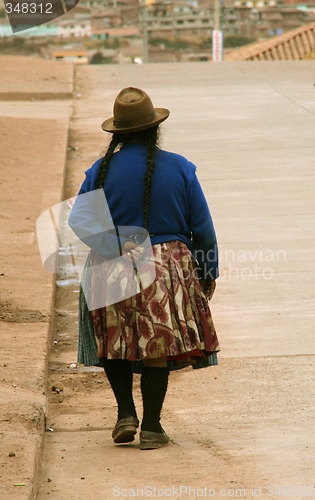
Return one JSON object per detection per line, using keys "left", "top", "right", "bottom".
{"left": 121, "top": 240, "right": 144, "bottom": 262}
{"left": 200, "top": 279, "right": 216, "bottom": 301}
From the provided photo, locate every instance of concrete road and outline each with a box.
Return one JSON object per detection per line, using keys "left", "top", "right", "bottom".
{"left": 37, "top": 61, "right": 315, "bottom": 499}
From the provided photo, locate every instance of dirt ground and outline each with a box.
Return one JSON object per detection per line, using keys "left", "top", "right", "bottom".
{"left": 1, "top": 59, "right": 314, "bottom": 500}
{"left": 0, "top": 55, "right": 73, "bottom": 100}
{"left": 0, "top": 55, "right": 72, "bottom": 499}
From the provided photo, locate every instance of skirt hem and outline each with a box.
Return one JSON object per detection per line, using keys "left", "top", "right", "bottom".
{"left": 77, "top": 351, "right": 219, "bottom": 373}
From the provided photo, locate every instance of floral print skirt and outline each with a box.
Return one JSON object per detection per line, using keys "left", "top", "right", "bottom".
{"left": 88, "top": 241, "right": 220, "bottom": 370}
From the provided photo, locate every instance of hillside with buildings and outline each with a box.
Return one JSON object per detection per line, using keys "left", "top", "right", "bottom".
{"left": 0, "top": 0, "right": 315, "bottom": 61}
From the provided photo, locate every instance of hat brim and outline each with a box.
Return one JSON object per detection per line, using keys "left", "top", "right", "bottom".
{"left": 101, "top": 108, "right": 170, "bottom": 134}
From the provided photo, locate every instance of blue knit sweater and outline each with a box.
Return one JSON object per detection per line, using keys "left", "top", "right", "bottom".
{"left": 69, "top": 143, "right": 218, "bottom": 280}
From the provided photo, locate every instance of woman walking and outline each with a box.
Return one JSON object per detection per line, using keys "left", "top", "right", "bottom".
{"left": 69, "top": 87, "right": 220, "bottom": 450}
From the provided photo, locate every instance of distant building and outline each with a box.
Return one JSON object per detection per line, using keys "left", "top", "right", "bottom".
{"left": 57, "top": 19, "right": 92, "bottom": 38}
{"left": 80, "top": 0, "right": 140, "bottom": 23}
{"left": 91, "top": 10, "right": 122, "bottom": 31}
{"left": 91, "top": 26, "right": 140, "bottom": 39}
{"left": 236, "top": 5, "right": 315, "bottom": 37}
{"left": 42, "top": 44, "right": 88, "bottom": 63}
{"left": 146, "top": 0, "right": 242, "bottom": 37}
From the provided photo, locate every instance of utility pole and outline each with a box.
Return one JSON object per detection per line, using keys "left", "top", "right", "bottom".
{"left": 141, "top": 0, "right": 149, "bottom": 63}
{"left": 212, "top": 0, "right": 223, "bottom": 61}
{"left": 214, "top": 0, "right": 220, "bottom": 31}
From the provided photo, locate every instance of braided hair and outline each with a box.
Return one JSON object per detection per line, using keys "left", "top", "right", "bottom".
{"left": 96, "top": 126, "right": 159, "bottom": 230}
{"left": 96, "top": 134, "right": 120, "bottom": 191}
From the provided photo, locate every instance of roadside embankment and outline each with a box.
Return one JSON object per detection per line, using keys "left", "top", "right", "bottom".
{"left": 0, "top": 56, "right": 73, "bottom": 100}
{"left": 0, "top": 55, "right": 73, "bottom": 499}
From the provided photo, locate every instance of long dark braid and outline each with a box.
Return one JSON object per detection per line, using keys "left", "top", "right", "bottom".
{"left": 143, "top": 126, "right": 158, "bottom": 229}
{"left": 97, "top": 126, "right": 159, "bottom": 229}
{"left": 96, "top": 134, "right": 120, "bottom": 189}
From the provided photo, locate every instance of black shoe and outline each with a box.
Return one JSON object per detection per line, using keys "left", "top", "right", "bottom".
{"left": 139, "top": 429, "right": 170, "bottom": 450}
{"left": 112, "top": 417, "right": 139, "bottom": 444}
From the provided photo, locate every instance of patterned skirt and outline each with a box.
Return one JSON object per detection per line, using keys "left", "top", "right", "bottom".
{"left": 78, "top": 241, "right": 220, "bottom": 372}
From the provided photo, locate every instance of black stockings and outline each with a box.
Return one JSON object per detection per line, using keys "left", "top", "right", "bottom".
{"left": 104, "top": 360, "right": 169, "bottom": 433}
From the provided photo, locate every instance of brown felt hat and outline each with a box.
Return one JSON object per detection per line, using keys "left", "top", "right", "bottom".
{"left": 101, "top": 87, "right": 170, "bottom": 134}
